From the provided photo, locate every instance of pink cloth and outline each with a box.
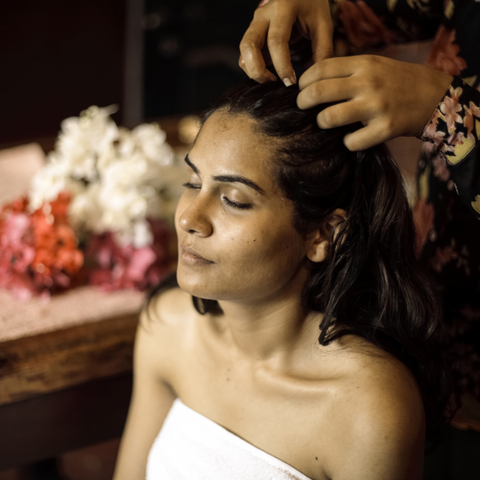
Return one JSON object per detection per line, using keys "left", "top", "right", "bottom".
{"left": 0, "top": 285, "right": 144, "bottom": 342}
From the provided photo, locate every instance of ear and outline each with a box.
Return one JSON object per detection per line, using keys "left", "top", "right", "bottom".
{"left": 306, "top": 209, "right": 347, "bottom": 263}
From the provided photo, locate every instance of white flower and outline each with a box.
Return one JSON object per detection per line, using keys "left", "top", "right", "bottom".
{"left": 29, "top": 156, "right": 83, "bottom": 210}
{"left": 132, "top": 219, "right": 153, "bottom": 248}
{"left": 27, "top": 104, "right": 185, "bottom": 248}
{"left": 68, "top": 183, "right": 103, "bottom": 233}
{"left": 56, "top": 106, "right": 119, "bottom": 181}
{"left": 128, "top": 123, "right": 173, "bottom": 166}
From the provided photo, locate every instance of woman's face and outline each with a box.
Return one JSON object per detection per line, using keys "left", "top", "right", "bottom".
{"left": 175, "top": 111, "right": 312, "bottom": 304}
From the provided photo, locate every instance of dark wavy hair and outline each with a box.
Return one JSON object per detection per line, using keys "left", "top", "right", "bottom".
{"left": 147, "top": 79, "right": 451, "bottom": 433}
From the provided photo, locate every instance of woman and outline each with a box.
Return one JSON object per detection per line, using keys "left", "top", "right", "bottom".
{"left": 113, "top": 80, "right": 448, "bottom": 480}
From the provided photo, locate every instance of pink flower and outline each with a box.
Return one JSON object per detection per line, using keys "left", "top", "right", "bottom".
{"left": 0, "top": 271, "right": 37, "bottom": 301}
{"left": 426, "top": 26, "right": 467, "bottom": 76}
{"left": 86, "top": 218, "right": 172, "bottom": 292}
{"left": 440, "top": 95, "right": 463, "bottom": 133}
{"left": 449, "top": 86, "right": 463, "bottom": 104}
{"left": 423, "top": 109, "right": 446, "bottom": 148}
{"left": 0, "top": 213, "right": 36, "bottom": 272}
{"left": 447, "top": 130, "right": 465, "bottom": 146}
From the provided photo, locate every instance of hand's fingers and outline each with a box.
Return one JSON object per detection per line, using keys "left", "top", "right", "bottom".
{"left": 299, "top": 57, "right": 357, "bottom": 90}
{"left": 343, "top": 121, "right": 393, "bottom": 151}
{"left": 267, "top": 16, "right": 297, "bottom": 85}
{"left": 309, "top": 19, "right": 334, "bottom": 63}
{"left": 297, "top": 78, "right": 356, "bottom": 109}
{"left": 316, "top": 100, "right": 368, "bottom": 130}
{"left": 240, "top": 19, "right": 278, "bottom": 82}
{"left": 239, "top": 55, "right": 247, "bottom": 74}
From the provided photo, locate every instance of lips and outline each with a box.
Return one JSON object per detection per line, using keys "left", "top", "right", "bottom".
{"left": 180, "top": 245, "right": 214, "bottom": 264}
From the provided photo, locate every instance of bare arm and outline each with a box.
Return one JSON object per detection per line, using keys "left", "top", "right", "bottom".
{"left": 113, "top": 309, "right": 176, "bottom": 480}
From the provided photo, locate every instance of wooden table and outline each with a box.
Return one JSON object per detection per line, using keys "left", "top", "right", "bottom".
{"left": 0, "top": 287, "right": 144, "bottom": 470}
{"left": 0, "top": 125, "right": 185, "bottom": 472}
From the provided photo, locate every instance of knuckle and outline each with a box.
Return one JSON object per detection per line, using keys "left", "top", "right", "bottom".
{"left": 319, "top": 108, "right": 337, "bottom": 128}
{"left": 252, "top": 8, "right": 265, "bottom": 20}
{"left": 250, "top": 69, "right": 269, "bottom": 82}
{"left": 308, "top": 82, "right": 323, "bottom": 103}
{"left": 239, "top": 38, "right": 255, "bottom": 53}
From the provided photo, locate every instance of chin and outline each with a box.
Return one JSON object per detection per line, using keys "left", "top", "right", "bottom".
{"left": 176, "top": 268, "right": 216, "bottom": 300}
{"left": 176, "top": 269, "right": 239, "bottom": 303}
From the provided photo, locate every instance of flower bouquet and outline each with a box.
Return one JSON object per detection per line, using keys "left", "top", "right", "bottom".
{"left": 0, "top": 106, "right": 185, "bottom": 300}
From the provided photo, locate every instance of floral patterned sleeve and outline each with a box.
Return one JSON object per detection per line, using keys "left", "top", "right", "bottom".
{"left": 421, "top": 77, "right": 480, "bottom": 219}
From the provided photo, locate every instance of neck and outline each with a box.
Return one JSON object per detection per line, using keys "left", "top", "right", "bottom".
{"left": 217, "top": 285, "right": 319, "bottom": 365}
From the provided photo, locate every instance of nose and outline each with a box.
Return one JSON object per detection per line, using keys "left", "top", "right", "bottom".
{"left": 177, "top": 194, "right": 213, "bottom": 237}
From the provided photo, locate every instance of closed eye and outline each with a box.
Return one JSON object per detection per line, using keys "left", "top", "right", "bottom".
{"left": 183, "top": 182, "right": 201, "bottom": 190}
{"left": 183, "top": 182, "right": 252, "bottom": 210}
{"left": 223, "top": 196, "right": 252, "bottom": 210}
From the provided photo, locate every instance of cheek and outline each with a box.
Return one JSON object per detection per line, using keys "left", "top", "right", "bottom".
{"left": 233, "top": 225, "right": 306, "bottom": 277}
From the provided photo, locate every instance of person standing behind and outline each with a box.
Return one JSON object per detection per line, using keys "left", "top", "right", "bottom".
{"left": 239, "top": 1, "right": 480, "bottom": 477}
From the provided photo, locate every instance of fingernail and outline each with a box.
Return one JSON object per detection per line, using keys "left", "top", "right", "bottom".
{"left": 283, "top": 78, "right": 293, "bottom": 87}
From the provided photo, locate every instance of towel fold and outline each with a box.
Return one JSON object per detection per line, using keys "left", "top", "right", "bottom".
{"left": 146, "top": 398, "right": 312, "bottom": 480}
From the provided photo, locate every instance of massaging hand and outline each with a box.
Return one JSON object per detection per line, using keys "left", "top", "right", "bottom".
{"left": 239, "top": 0, "right": 452, "bottom": 151}
{"left": 297, "top": 55, "right": 453, "bottom": 150}
{"left": 239, "top": 0, "right": 334, "bottom": 85}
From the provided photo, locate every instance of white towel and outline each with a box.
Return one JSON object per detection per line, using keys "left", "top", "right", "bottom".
{"left": 146, "top": 398, "right": 313, "bottom": 480}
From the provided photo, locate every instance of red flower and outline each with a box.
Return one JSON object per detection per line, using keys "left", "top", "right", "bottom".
{"left": 0, "top": 193, "right": 83, "bottom": 299}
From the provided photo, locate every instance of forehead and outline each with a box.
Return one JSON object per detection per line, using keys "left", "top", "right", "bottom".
{"left": 190, "top": 111, "right": 277, "bottom": 184}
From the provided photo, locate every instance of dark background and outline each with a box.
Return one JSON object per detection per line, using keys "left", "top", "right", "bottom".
{"left": 144, "top": 0, "right": 259, "bottom": 118}
{"left": 0, "top": 0, "right": 259, "bottom": 148}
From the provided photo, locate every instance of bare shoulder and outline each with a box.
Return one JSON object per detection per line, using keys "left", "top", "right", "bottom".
{"left": 321, "top": 338, "right": 425, "bottom": 480}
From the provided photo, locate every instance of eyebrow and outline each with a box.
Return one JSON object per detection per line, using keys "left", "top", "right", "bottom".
{"left": 184, "top": 154, "right": 265, "bottom": 195}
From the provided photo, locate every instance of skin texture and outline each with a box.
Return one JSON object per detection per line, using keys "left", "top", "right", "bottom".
{"left": 113, "top": 113, "right": 425, "bottom": 480}
{"left": 239, "top": 0, "right": 453, "bottom": 151}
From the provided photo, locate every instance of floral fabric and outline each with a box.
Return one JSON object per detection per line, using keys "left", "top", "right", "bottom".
{"left": 334, "top": 0, "right": 480, "bottom": 401}
{"left": 422, "top": 76, "right": 480, "bottom": 219}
